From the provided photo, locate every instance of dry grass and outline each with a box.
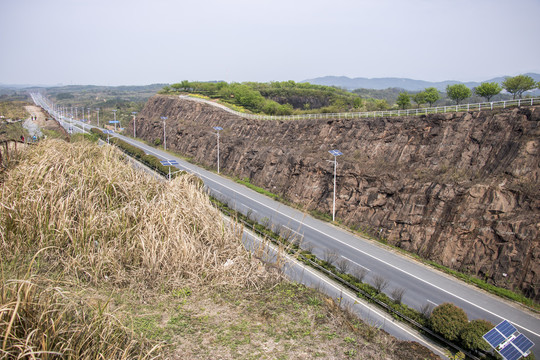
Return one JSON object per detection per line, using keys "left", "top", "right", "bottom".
{"left": 1, "top": 139, "right": 272, "bottom": 291}
{"left": 1, "top": 270, "right": 161, "bottom": 359}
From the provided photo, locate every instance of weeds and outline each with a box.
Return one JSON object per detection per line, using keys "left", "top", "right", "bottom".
{"left": 1, "top": 139, "right": 272, "bottom": 291}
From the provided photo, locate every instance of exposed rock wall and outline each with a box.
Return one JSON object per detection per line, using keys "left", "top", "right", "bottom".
{"left": 133, "top": 95, "right": 540, "bottom": 300}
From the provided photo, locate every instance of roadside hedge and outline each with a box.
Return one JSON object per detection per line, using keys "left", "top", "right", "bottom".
{"left": 90, "top": 128, "right": 183, "bottom": 178}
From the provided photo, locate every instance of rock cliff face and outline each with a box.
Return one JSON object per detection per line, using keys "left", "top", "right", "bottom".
{"left": 133, "top": 95, "right": 540, "bottom": 300}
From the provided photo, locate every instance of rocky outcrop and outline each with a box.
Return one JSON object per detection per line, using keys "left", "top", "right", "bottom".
{"left": 133, "top": 95, "right": 540, "bottom": 300}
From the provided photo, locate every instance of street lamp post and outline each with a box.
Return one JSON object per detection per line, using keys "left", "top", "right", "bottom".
{"left": 160, "top": 116, "right": 168, "bottom": 150}
{"left": 132, "top": 112, "right": 138, "bottom": 137}
{"left": 112, "top": 110, "right": 117, "bottom": 131}
{"left": 328, "top": 149, "right": 343, "bottom": 222}
{"left": 96, "top": 108, "right": 100, "bottom": 127}
{"left": 213, "top": 126, "right": 223, "bottom": 173}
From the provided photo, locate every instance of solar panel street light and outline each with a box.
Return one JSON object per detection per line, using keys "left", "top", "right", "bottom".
{"left": 483, "top": 320, "right": 534, "bottom": 360}
{"left": 161, "top": 116, "right": 168, "bottom": 150}
{"left": 213, "top": 126, "right": 223, "bottom": 173}
{"left": 112, "top": 109, "right": 118, "bottom": 131}
{"left": 328, "top": 149, "right": 343, "bottom": 222}
{"left": 132, "top": 112, "right": 138, "bottom": 137}
{"left": 160, "top": 159, "right": 180, "bottom": 180}
{"left": 103, "top": 129, "right": 114, "bottom": 144}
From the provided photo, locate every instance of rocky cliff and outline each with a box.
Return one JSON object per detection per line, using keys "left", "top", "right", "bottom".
{"left": 132, "top": 95, "right": 540, "bottom": 301}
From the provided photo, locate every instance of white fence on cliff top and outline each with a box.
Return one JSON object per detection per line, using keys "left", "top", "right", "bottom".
{"left": 180, "top": 95, "right": 540, "bottom": 121}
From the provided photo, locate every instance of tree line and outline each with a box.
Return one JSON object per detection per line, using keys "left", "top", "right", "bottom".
{"left": 396, "top": 74, "right": 540, "bottom": 109}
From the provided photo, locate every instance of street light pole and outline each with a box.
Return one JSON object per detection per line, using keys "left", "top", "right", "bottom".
{"left": 213, "top": 126, "right": 223, "bottom": 173}
{"left": 112, "top": 110, "right": 117, "bottom": 131}
{"left": 328, "top": 149, "right": 343, "bottom": 222}
{"left": 132, "top": 112, "right": 138, "bottom": 137}
{"left": 96, "top": 108, "right": 100, "bottom": 127}
{"left": 161, "top": 116, "right": 168, "bottom": 150}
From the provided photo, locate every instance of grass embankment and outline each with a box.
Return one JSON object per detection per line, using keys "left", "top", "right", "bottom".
{"left": 0, "top": 101, "right": 30, "bottom": 141}
{"left": 0, "top": 139, "right": 438, "bottom": 359}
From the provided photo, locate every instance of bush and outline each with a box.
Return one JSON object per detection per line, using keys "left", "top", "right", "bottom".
{"left": 460, "top": 319, "right": 493, "bottom": 352}
{"left": 429, "top": 303, "right": 468, "bottom": 341}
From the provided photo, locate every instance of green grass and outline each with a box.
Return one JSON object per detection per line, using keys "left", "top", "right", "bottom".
{"left": 235, "top": 177, "right": 282, "bottom": 201}
{"left": 425, "top": 260, "right": 538, "bottom": 311}
{"left": 0, "top": 121, "right": 27, "bottom": 141}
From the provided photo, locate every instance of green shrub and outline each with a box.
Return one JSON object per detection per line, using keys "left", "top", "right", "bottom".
{"left": 460, "top": 319, "right": 493, "bottom": 352}
{"left": 429, "top": 303, "right": 468, "bottom": 341}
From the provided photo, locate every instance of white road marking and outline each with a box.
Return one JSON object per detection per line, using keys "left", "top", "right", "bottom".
{"left": 427, "top": 300, "right": 438, "bottom": 307}
{"left": 116, "top": 134, "right": 540, "bottom": 338}
{"left": 342, "top": 256, "right": 371, "bottom": 272}
{"left": 282, "top": 225, "right": 304, "bottom": 239}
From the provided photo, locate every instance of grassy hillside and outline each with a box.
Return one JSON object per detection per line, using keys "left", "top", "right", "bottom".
{"left": 160, "top": 81, "right": 368, "bottom": 115}
{"left": 0, "top": 139, "right": 438, "bottom": 359}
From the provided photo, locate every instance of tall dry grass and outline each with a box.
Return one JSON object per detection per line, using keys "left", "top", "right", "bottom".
{"left": 1, "top": 270, "right": 161, "bottom": 359}
{"left": 0, "top": 139, "right": 272, "bottom": 290}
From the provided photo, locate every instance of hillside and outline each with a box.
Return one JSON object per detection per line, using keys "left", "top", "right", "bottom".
{"left": 0, "top": 139, "right": 438, "bottom": 359}
{"left": 133, "top": 95, "right": 540, "bottom": 301}
{"left": 303, "top": 73, "right": 540, "bottom": 92}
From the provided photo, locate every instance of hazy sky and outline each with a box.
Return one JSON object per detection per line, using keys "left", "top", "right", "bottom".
{"left": 1, "top": 0, "right": 539, "bottom": 86}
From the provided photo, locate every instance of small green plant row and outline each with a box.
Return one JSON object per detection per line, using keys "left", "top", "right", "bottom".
{"left": 90, "top": 128, "right": 185, "bottom": 179}
{"left": 234, "top": 177, "right": 282, "bottom": 202}
{"left": 207, "top": 197, "right": 493, "bottom": 359}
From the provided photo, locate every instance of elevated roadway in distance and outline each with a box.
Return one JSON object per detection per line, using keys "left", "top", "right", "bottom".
{"left": 32, "top": 93, "right": 539, "bottom": 357}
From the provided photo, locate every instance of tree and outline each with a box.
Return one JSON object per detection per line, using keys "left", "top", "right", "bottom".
{"left": 429, "top": 303, "right": 468, "bottom": 341}
{"left": 396, "top": 92, "right": 411, "bottom": 109}
{"left": 460, "top": 319, "right": 493, "bottom": 352}
{"left": 423, "top": 87, "right": 440, "bottom": 107}
{"left": 474, "top": 82, "right": 502, "bottom": 102}
{"left": 502, "top": 74, "right": 536, "bottom": 99}
{"left": 412, "top": 92, "right": 426, "bottom": 108}
{"left": 446, "top": 84, "right": 471, "bottom": 105}
{"left": 372, "top": 275, "right": 389, "bottom": 293}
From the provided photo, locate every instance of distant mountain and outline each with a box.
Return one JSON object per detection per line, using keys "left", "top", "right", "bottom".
{"left": 302, "top": 73, "right": 540, "bottom": 92}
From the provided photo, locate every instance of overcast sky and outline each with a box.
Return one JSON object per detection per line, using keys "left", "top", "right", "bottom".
{"left": 1, "top": 0, "right": 539, "bottom": 86}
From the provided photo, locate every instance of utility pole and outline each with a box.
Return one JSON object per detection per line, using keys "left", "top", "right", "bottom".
{"left": 132, "top": 112, "right": 138, "bottom": 137}
{"left": 328, "top": 150, "right": 343, "bottom": 222}
{"left": 213, "top": 126, "right": 223, "bottom": 173}
{"left": 161, "top": 116, "right": 168, "bottom": 150}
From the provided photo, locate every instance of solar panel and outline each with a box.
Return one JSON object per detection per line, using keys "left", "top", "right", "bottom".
{"left": 483, "top": 320, "right": 534, "bottom": 360}
{"left": 328, "top": 149, "right": 343, "bottom": 157}
{"left": 497, "top": 320, "right": 518, "bottom": 338}
{"left": 160, "top": 160, "right": 179, "bottom": 166}
{"left": 499, "top": 343, "right": 523, "bottom": 360}
{"left": 483, "top": 328, "right": 506, "bottom": 348}
{"left": 512, "top": 334, "right": 534, "bottom": 355}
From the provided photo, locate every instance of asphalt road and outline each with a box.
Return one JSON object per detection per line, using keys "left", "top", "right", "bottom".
{"left": 33, "top": 93, "right": 539, "bottom": 357}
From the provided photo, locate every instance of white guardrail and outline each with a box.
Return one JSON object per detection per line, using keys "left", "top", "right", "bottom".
{"left": 180, "top": 95, "right": 540, "bottom": 121}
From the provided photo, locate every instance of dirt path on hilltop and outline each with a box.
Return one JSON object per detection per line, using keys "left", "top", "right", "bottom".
{"left": 24, "top": 105, "right": 69, "bottom": 140}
